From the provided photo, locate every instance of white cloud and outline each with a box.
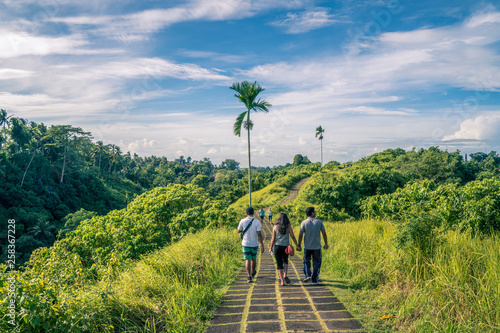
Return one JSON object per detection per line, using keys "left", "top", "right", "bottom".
{"left": 50, "top": 0, "right": 309, "bottom": 40}
{"left": 443, "top": 114, "right": 500, "bottom": 141}
{"left": 181, "top": 50, "right": 246, "bottom": 63}
{"left": 342, "top": 106, "right": 417, "bottom": 116}
{"left": 242, "top": 9, "right": 500, "bottom": 118}
{"left": 0, "top": 30, "right": 121, "bottom": 58}
{"left": 0, "top": 91, "right": 118, "bottom": 117}
{"left": 0, "top": 31, "right": 86, "bottom": 58}
{"left": 466, "top": 10, "right": 500, "bottom": 28}
{"left": 272, "top": 9, "right": 336, "bottom": 34}
{"left": 127, "top": 138, "right": 158, "bottom": 153}
{"left": 0, "top": 68, "right": 34, "bottom": 80}
{"left": 90, "top": 58, "right": 231, "bottom": 81}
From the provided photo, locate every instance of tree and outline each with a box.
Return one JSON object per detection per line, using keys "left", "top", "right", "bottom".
{"left": 20, "top": 123, "right": 47, "bottom": 188}
{"left": 293, "top": 154, "right": 311, "bottom": 166}
{"left": 231, "top": 81, "right": 271, "bottom": 206}
{"left": 191, "top": 174, "right": 210, "bottom": 189}
{"left": 42, "top": 125, "right": 92, "bottom": 183}
{"left": 220, "top": 158, "right": 240, "bottom": 170}
{"left": 0, "top": 109, "right": 12, "bottom": 129}
{"left": 8, "top": 117, "right": 31, "bottom": 153}
{"left": 92, "top": 141, "right": 107, "bottom": 177}
{"left": 27, "top": 220, "right": 57, "bottom": 244}
{"left": 58, "top": 208, "right": 97, "bottom": 239}
{"left": 316, "top": 125, "right": 325, "bottom": 166}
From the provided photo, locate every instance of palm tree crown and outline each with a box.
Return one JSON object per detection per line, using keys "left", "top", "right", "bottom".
{"left": 315, "top": 125, "right": 324, "bottom": 140}
{"left": 231, "top": 81, "right": 271, "bottom": 137}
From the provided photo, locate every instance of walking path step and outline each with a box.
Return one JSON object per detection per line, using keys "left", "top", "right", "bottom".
{"left": 206, "top": 217, "right": 365, "bottom": 333}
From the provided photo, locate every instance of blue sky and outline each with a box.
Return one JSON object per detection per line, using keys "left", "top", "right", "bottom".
{"left": 1, "top": 0, "right": 500, "bottom": 166}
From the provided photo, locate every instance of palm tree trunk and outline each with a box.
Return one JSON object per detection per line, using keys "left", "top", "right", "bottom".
{"left": 98, "top": 153, "right": 102, "bottom": 177}
{"left": 60, "top": 146, "right": 67, "bottom": 183}
{"left": 247, "top": 125, "right": 252, "bottom": 207}
{"left": 21, "top": 150, "right": 36, "bottom": 188}
{"left": 321, "top": 139, "right": 323, "bottom": 166}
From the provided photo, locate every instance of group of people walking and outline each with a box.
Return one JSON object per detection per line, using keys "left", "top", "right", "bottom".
{"left": 258, "top": 207, "right": 273, "bottom": 223}
{"left": 237, "top": 206, "right": 329, "bottom": 285}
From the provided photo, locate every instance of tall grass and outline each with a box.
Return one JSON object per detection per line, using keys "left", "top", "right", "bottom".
{"left": 2, "top": 228, "right": 242, "bottom": 333}
{"left": 78, "top": 227, "right": 241, "bottom": 333}
{"left": 322, "top": 220, "right": 500, "bottom": 332}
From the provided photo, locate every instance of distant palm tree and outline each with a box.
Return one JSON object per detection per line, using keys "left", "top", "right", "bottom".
{"left": 92, "top": 141, "right": 107, "bottom": 177}
{"left": 316, "top": 126, "right": 325, "bottom": 166}
{"left": 0, "top": 109, "right": 12, "bottom": 128}
{"left": 231, "top": 81, "right": 271, "bottom": 206}
{"left": 28, "top": 220, "right": 56, "bottom": 243}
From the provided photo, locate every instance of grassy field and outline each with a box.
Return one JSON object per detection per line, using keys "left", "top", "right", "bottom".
{"left": 74, "top": 228, "right": 242, "bottom": 333}
{"left": 316, "top": 219, "right": 500, "bottom": 332}
{"left": 1, "top": 228, "right": 242, "bottom": 333}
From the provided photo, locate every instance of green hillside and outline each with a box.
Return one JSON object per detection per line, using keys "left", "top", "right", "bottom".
{"left": 1, "top": 147, "right": 500, "bottom": 332}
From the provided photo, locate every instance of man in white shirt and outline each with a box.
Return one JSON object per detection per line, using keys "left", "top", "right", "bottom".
{"left": 237, "top": 207, "right": 264, "bottom": 283}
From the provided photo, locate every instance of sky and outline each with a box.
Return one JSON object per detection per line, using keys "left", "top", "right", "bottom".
{"left": 1, "top": 0, "right": 500, "bottom": 167}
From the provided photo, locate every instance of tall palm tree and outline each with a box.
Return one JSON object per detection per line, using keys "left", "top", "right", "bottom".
{"left": 231, "top": 81, "right": 271, "bottom": 206}
{"left": 316, "top": 125, "right": 325, "bottom": 166}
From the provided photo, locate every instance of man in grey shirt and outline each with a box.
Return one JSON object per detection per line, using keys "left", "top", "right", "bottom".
{"left": 298, "top": 207, "right": 329, "bottom": 285}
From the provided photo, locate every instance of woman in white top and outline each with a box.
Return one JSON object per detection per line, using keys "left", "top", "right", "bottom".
{"left": 269, "top": 213, "right": 300, "bottom": 286}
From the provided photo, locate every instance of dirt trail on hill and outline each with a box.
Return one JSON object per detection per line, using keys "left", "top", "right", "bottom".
{"left": 279, "top": 177, "right": 311, "bottom": 205}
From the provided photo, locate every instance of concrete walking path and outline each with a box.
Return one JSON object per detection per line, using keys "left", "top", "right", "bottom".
{"left": 206, "top": 218, "right": 365, "bottom": 333}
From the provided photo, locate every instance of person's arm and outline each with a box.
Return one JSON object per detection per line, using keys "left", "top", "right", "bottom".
{"left": 257, "top": 231, "right": 264, "bottom": 253}
{"left": 298, "top": 230, "right": 304, "bottom": 250}
{"left": 321, "top": 229, "right": 329, "bottom": 249}
{"left": 269, "top": 226, "right": 276, "bottom": 253}
{"left": 288, "top": 225, "right": 301, "bottom": 251}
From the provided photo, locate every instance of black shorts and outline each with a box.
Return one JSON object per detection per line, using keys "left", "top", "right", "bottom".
{"left": 274, "top": 245, "right": 289, "bottom": 270}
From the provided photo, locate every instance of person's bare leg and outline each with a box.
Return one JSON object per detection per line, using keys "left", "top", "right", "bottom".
{"left": 278, "top": 269, "right": 285, "bottom": 285}
{"left": 245, "top": 260, "right": 252, "bottom": 277}
{"left": 283, "top": 263, "right": 288, "bottom": 278}
{"left": 251, "top": 258, "right": 257, "bottom": 276}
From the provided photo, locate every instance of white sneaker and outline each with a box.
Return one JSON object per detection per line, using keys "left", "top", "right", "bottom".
{"left": 302, "top": 277, "right": 311, "bottom": 283}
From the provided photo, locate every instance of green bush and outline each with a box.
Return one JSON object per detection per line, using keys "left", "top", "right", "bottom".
{"left": 362, "top": 178, "right": 500, "bottom": 235}
{"left": 301, "top": 166, "right": 406, "bottom": 218}
{"left": 22, "top": 184, "right": 236, "bottom": 290}
{"left": 0, "top": 228, "right": 241, "bottom": 333}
